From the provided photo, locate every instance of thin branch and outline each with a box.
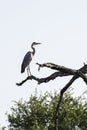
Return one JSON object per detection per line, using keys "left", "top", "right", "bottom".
{"left": 16, "top": 75, "right": 37, "bottom": 86}
{"left": 16, "top": 72, "right": 71, "bottom": 86}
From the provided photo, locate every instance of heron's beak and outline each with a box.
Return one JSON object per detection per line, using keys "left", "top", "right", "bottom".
{"left": 35, "top": 42, "right": 41, "bottom": 45}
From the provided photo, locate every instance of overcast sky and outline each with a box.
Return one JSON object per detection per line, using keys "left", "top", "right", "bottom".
{"left": 0, "top": 0, "right": 87, "bottom": 127}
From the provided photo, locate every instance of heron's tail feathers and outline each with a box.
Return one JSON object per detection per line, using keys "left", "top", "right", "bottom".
{"left": 21, "top": 64, "right": 25, "bottom": 73}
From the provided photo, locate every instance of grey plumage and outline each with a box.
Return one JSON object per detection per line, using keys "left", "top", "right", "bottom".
{"left": 21, "top": 51, "right": 33, "bottom": 73}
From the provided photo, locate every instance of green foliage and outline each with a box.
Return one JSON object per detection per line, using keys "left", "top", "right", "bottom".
{"left": 0, "top": 126, "right": 6, "bottom": 130}
{"left": 7, "top": 91, "right": 87, "bottom": 130}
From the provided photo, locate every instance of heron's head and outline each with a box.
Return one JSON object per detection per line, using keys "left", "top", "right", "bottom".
{"left": 32, "top": 42, "right": 41, "bottom": 46}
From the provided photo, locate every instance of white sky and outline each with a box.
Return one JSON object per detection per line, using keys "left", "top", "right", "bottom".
{"left": 0, "top": 0, "right": 87, "bottom": 127}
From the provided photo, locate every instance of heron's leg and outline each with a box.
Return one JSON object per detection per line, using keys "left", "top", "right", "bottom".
{"left": 29, "top": 66, "right": 31, "bottom": 76}
{"left": 27, "top": 67, "right": 29, "bottom": 76}
{"left": 27, "top": 66, "right": 31, "bottom": 76}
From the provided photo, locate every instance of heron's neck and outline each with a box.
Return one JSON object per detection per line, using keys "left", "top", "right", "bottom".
{"left": 31, "top": 45, "right": 35, "bottom": 55}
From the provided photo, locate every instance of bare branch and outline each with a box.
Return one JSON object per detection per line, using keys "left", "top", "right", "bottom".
{"left": 36, "top": 62, "right": 77, "bottom": 74}
{"left": 16, "top": 72, "right": 71, "bottom": 86}
{"left": 16, "top": 63, "right": 87, "bottom": 86}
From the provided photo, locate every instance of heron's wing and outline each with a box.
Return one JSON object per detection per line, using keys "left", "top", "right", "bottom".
{"left": 21, "top": 51, "right": 32, "bottom": 73}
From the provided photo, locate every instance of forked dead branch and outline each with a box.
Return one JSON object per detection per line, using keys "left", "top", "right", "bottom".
{"left": 17, "top": 62, "right": 87, "bottom": 86}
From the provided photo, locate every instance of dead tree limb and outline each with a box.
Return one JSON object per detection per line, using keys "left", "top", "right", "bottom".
{"left": 16, "top": 72, "right": 71, "bottom": 86}
{"left": 16, "top": 63, "right": 87, "bottom": 86}
{"left": 36, "top": 63, "right": 77, "bottom": 74}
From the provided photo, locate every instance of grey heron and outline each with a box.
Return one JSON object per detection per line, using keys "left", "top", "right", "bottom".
{"left": 21, "top": 42, "right": 41, "bottom": 76}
